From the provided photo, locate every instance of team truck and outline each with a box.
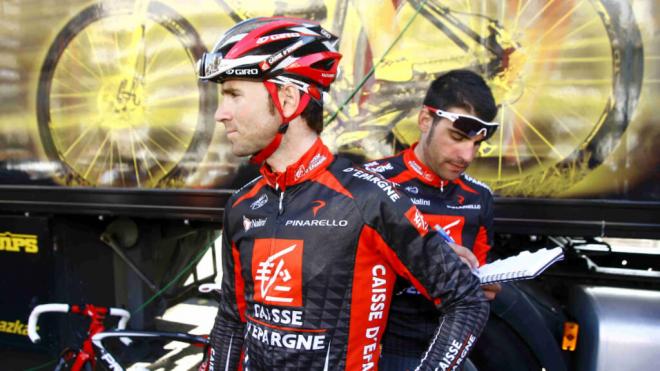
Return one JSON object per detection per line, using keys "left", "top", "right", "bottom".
{"left": 1, "top": 0, "right": 658, "bottom": 369}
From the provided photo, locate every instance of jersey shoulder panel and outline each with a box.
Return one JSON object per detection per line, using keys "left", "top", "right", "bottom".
{"left": 227, "top": 175, "right": 268, "bottom": 211}
{"left": 329, "top": 158, "right": 405, "bottom": 206}
{"left": 362, "top": 152, "right": 406, "bottom": 179}
{"left": 460, "top": 173, "right": 493, "bottom": 196}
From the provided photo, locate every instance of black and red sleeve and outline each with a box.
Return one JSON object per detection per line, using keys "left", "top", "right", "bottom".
{"left": 358, "top": 187, "right": 489, "bottom": 370}
{"left": 210, "top": 204, "right": 246, "bottom": 371}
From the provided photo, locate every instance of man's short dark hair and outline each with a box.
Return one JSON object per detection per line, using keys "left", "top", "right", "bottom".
{"left": 267, "top": 91, "right": 324, "bottom": 134}
{"left": 423, "top": 69, "right": 497, "bottom": 122}
{"left": 300, "top": 99, "right": 324, "bottom": 134}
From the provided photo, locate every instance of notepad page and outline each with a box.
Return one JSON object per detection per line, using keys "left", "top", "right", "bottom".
{"left": 477, "top": 247, "right": 564, "bottom": 284}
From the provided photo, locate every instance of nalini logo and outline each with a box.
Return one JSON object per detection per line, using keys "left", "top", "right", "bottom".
{"left": 0, "top": 232, "right": 38, "bottom": 254}
{"left": 311, "top": 200, "right": 326, "bottom": 217}
{"left": 250, "top": 194, "right": 268, "bottom": 210}
{"left": 457, "top": 195, "right": 465, "bottom": 205}
{"left": 252, "top": 239, "right": 303, "bottom": 306}
{"left": 243, "top": 216, "right": 267, "bottom": 232}
{"left": 411, "top": 198, "right": 431, "bottom": 206}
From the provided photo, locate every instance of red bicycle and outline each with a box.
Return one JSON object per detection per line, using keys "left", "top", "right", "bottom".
{"left": 27, "top": 283, "right": 219, "bottom": 370}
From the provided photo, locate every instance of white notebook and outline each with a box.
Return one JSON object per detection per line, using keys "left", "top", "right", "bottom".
{"left": 477, "top": 247, "right": 564, "bottom": 284}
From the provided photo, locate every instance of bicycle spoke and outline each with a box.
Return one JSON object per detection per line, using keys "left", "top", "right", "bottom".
{"left": 83, "top": 130, "right": 112, "bottom": 178}
{"left": 129, "top": 128, "right": 141, "bottom": 187}
{"left": 498, "top": 106, "right": 505, "bottom": 180}
{"left": 62, "top": 48, "right": 103, "bottom": 82}
{"left": 560, "top": 16, "right": 600, "bottom": 41}
{"left": 507, "top": 108, "right": 523, "bottom": 176}
{"left": 528, "top": 78, "right": 611, "bottom": 86}
{"left": 51, "top": 91, "right": 99, "bottom": 98}
{"left": 53, "top": 61, "right": 99, "bottom": 92}
{"left": 50, "top": 101, "right": 93, "bottom": 114}
{"left": 538, "top": 36, "right": 609, "bottom": 51}
{"left": 520, "top": 0, "right": 558, "bottom": 32}
{"left": 146, "top": 58, "right": 192, "bottom": 82}
{"left": 512, "top": 0, "right": 532, "bottom": 35}
{"left": 83, "top": 28, "right": 108, "bottom": 78}
{"left": 147, "top": 136, "right": 176, "bottom": 163}
{"left": 135, "top": 130, "right": 168, "bottom": 175}
{"left": 509, "top": 105, "right": 564, "bottom": 160}
{"left": 532, "top": 56, "right": 611, "bottom": 63}
{"left": 62, "top": 123, "right": 95, "bottom": 157}
{"left": 150, "top": 123, "right": 189, "bottom": 147}
{"left": 533, "top": 0, "right": 585, "bottom": 46}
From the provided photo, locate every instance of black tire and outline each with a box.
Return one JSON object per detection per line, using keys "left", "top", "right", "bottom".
{"left": 468, "top": 315, "right": 541, "bottom": 371}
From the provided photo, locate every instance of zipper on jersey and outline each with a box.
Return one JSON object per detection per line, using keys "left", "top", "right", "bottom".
{"left": 274, "top": 183, "right": 285, "bottom": 215}
{"left": 278, "top": 190, "right": 285, "bottom": 215}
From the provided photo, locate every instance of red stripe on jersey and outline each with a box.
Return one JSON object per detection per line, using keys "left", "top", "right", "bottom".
{"left": 313, "top": 170, "right": 354, "bottom": 199}
{"left": 232, "top": 242, "right": 247, "bottom": 322}
{"left": 387, "top": 170, "right": 416, "bottom": 185}
{"left": 346, "top": 226, "right": 395, "bottom": 371}
{"left": 366, "top": 225, "right": 441, "bottom": 306}
{"left": 232, "top": 178, "right": 268, "bottom": 208}
{"left": 245, "top": 315, "right": 327, "bottom": 333}
{"left": 473, "top": 226, "right": 490, "bottom": 266}
{"left": 404, "top": 206, "right": 429, "bottom": 237}
{"left": 454, "top": 178, "right": 479, "bottom": 194}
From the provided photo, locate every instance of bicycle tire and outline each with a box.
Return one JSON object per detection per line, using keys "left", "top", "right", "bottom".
{"left": 36, "top": 1, "right": 217, "bottom": 187}
{"left": 397, "top": 0, "right": 644, "bottom": 196}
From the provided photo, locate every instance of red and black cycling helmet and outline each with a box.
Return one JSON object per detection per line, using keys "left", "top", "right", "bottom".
{"left": 198, "top": 17, "right": 342, "bottom": 163}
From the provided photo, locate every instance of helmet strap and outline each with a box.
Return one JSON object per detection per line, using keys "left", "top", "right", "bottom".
{"left": 250, "top": 81, "right": 312, "bottom": 164}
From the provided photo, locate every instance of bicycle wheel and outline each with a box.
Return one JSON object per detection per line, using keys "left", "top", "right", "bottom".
{"left": 327, "top": 0, "right": 644, "bottom": 197}
{"left": 37, "top": 1, "right": 217, "bottom": 187}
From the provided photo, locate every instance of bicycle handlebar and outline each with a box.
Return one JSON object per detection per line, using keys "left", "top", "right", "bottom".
{"left": 27, "top": 303, "right": 132, "bottom": 345}
{"left": 110, "top": 307, "right": 131, "bottom": 331}
{"left": 198, "top": 283, "right": 221, "bottom": 293}
{"left": 28, "top": 303, "right": 69, "bottom": 343}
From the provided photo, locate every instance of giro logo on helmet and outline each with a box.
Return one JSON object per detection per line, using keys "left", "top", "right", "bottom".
{"left": 225, "top": 68, "right": 259, "bottom": 76}
{"left": 256, "top": 32, "right": 300, "bottom": 44}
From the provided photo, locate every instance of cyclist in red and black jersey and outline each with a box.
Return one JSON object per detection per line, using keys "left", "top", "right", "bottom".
{"left": 198, "top": 19, "right": 488, "bottom": 370}
{"left": 367, "top": 70, "right": 502, "bottom": 370}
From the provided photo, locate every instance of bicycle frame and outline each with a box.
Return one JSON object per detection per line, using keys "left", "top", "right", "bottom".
{"left": 27, "top": 283, "right": 220, "bottom": 370}
{"left": 28, "top": 303, "right": 131, "bottom": 371}
{"left": 91, "top": 330, "right": 209, "bottom": 370}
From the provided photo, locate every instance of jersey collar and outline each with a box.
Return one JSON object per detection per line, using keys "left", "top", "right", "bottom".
{"left": 402, "top": 143, "right": 449, "bottom": 189}
{"left": 260, "top": 138, "right": 334, "bottom": 190}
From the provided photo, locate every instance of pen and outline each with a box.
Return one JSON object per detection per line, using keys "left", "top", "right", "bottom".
{"left": 434, "top": 225, "right": 480, "bottom": 278}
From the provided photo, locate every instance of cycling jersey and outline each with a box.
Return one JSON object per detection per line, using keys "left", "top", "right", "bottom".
{"left": 364, "top": 144, "right": 494, "bottom": 358}
{"left": 210, "top": 139, "right": 488, "bottom": 370}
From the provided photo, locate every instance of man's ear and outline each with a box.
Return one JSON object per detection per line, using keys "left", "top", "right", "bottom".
{"left": 418, "top": 108, "right": 434, "bottom": 134}
{"left": 278, "top": 84, "right": 301, "bottom": 118}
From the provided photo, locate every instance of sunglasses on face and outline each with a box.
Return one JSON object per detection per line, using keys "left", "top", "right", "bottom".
{"left": 424, "top": 105, "right": 499, "bottom": 140}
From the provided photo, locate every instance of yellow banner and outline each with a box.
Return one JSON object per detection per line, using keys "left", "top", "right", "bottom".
{"left": 0, "top": 0, "right": 657, "bottom": 198}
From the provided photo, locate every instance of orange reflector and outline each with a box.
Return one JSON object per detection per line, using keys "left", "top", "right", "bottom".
{"left": 562, "top": 322, "right": 579, "bottom": 351}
